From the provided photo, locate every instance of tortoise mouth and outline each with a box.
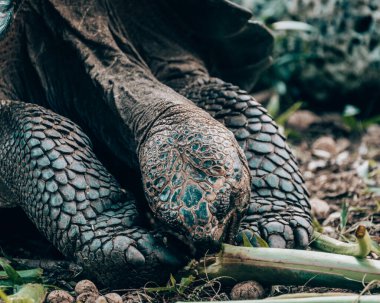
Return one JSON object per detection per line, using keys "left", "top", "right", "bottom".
{"left": 155, "top": 207, "right": 240, "bottom": 258}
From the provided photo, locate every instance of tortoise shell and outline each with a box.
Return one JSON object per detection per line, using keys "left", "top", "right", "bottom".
{"left": 163, "top": 0, "right": 274, "bottom": 91}
{"left": 0, "top": 0, "right": 274, "bottom": 92}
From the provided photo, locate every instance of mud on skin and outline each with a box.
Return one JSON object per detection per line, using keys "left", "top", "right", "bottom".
{"left": 0, "top": 0, "right": 312, "bottom": 286}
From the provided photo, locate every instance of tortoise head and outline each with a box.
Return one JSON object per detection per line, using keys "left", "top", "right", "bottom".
{"left": 139, "top": 105, "right": 250, "bottom": 255}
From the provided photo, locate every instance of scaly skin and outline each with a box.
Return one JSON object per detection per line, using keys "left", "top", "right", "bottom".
{"left": 0, "top": 0, "right": 251, "bottom": 286}
{"left": 177, "top": 78, "right": 312, "bottom": 248}
{"left": 140, "top": 106, "right": 250, "bottom": 252}
{"left": 123, "top": 0, "right": 313, "bottom": 247}
{"left": 0, "top": 0, "right": 311, "bottom": 286}
{"left": 0, "top": 100, "right": 186, "bottom": 287}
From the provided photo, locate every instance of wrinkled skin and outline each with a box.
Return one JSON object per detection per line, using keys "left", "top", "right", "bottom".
{"left": 0, "top": 0, "right": 312, "bottom": 287}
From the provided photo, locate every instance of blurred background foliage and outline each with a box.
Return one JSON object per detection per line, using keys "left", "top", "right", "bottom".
{"left": 232, "top": 0, "right": 380, "bottom": 119}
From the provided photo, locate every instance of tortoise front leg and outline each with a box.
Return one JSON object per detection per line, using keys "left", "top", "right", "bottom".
{"left": 0, "top": 100, "right": 185, "bottom": 287}
{"left": 175, "top": 78, "right": 312, "bottom": 248}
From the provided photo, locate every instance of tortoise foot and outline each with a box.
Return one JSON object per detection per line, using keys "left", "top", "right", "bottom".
{"left": 237, "top": 197, "right": 313, "bottom": 248}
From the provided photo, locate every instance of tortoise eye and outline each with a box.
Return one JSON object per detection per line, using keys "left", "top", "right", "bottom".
{"left": 0, "top": 0, "right": 14, "bottom": 38}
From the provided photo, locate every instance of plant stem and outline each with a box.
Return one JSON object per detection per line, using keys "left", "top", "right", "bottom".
{"left": 312, "top": 225, "right": 373, "bottom": 257}
{"left": 177, "top": 294, "right": 380, "bottom": 303}
{"left": 186, "top": 244, "right": 380, "bottom": 290}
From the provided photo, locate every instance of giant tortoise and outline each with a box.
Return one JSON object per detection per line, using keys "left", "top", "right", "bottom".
{"left": 0, "top": 0, "right": 312, "bottom": 286}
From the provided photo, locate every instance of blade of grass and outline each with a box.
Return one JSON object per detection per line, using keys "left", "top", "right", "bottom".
{"left": 275, "top": 102, "right": 303, "bottom": 126}
{"left": 0, "top": 259, "right": 23, "bottom": 285}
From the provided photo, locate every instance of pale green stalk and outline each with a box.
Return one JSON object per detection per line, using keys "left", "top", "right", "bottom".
{"left": 189, "top": 244, "right": 380, "bottom": 290}
{"left": 312, "top": 225, "right": 373, "bottom": 257}
{"left": 177, "top": 294, "right": 380, "bottom": 303}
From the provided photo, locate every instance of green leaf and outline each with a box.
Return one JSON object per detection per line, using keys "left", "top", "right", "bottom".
{"left": 275, "top": 101, "right": 303, "bottom": 126}
{"left": 253, "top": 233, "right": 269, "bottom": 248}
{"left": 0, "top": 259, "right": 23, "bottom": 285}
{"left": 8, "top": 284, "right": 46, "bottom": 303}
{"left": 145, "top": 274, "right": 177, "bottom": 293}
{"left": 0, "top": 288, "right": 11, "bottom": 303}
{"left": 266, "top": 93, "right": 280, "bottom": 117}
{"left": 362, "top": 115, "right": 380, "bottom": 128}
{"left": 312, "top": 216, "right": 323, "bottom": 233}
{"left": 144, "top": 285, "right": 176, "bottom": 293}
{"left": 177, "top": 275, "right": 195, "bottom": 294}
{"left": 342, "top": 116, "right": 360, "bottom": 131}
{"left": 169, "top": 274, "right": 176, "bottom": 287}
{"left": 340, "top": 202, "right": 349, "bottom": 233}
{"left": 241, "top": 232, "right": 254, "bottom": 248}
{"left": 0, "top": 269, "right": 43, "bottom": 282}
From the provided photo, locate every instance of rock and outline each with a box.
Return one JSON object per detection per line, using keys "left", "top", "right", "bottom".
{"left": 336, "top": 138, "right": 350, "bottom": 153}
{"left": 95, "top": 296, "right": 108, "bottom": 303}
{"left": 310, "top": 197, "right": 330, "bottom": 219}
{"left": 121, "top": 293, "right": 143, "bottom": 303}
{"left": 307, "top": 159, "right": 327, "bottom": 171}
{"left": 76, "top": 292, "right": 99, "bottom": 303}
{"left": 46, "top": 290, "right": 74, "bottom": 303}
{"left": 312, "top": 136, "right": 337, "bottom": 157}
{"left": 287, "top": 110, "right": 320, "bottom": 131}
{"left": 104, "top": 293, "right": 123, "bottom": 303}
{"left": 75, "top": 280, "right": 99, "bottom": 296}
{"left": 230, "top": 281, "right": 265, "bottom": 300}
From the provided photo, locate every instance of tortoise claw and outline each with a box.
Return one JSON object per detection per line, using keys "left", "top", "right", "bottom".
{"left": 237, "top": 198, "right": 313, "bottom": 249}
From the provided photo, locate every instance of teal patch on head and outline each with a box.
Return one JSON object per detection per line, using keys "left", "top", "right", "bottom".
{"left": 203, "top": 160, "right": 213, "bottom": 168}
{"left": 194, "top": 202, "right": 210, "bottom": 224}
{"left": 190, "top": 168, "right": 207, "bottom": 181}
{"left": 180, "top": 207, "right": 195, "bottom": 227}
{"left": 172, "top": 173, "right": 184, "bottom": 187}
{"left": 159, "top": 152, "right": 168, "bottom": 160}
{"left": 208, "top": 176, "right": 218, "bottom": 184}
{"left": 171, "top": 188, "right": 181, "bottom": 205}
{"left": 154, "top": 177, "right": 166, "bottom": 189}
{"left": 191, "top": 156, "right": 201, "bottom": 165}
{"left": 192, "top": 143, "right": 199, "bottom": 151}
{"left": 159, "top": 186, "right": 171, "bottom": 202}
{"left": 183, "top": 184, "right": 202, "bottom": 208}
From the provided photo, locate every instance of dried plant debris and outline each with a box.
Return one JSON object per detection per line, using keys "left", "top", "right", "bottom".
{"left": 290, "top": 112, "right": 379, "bottom": 252}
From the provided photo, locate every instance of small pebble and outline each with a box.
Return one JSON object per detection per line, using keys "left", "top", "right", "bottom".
{"left": 287, "top": 110, "right": 320, "bottom": 130}
{"left": 310, "top": 197, "right": 330, "bottom": 219}
{"left": 46, "top": 290, "right": 74, "bottom": 303}
{"left": 104, "top": 293, "right": 123, "bottom": 303}
{"left": 75, "top": 280, "right": 99, "bottom": 295}
{"left": 230, "top": 281, "right": 265, "bottom": 300}
{"left": 95, "top": 296, "right": 108, "bottom": 303}
{"left": 76, "top": 292, "right": 99, "bottom": 303}
{"left": 121, "top": 293, "right": 141, "bottom": 303}
{"left": 312, "top": 136, "right": 337, "bottom": 156}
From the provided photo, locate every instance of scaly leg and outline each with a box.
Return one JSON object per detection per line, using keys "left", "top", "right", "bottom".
{"left": 0, "top": 100, "right": 185, "bottom": 287}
